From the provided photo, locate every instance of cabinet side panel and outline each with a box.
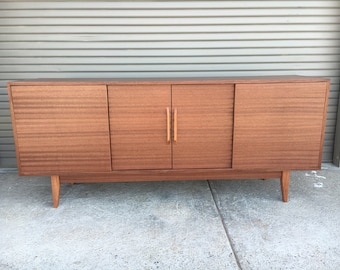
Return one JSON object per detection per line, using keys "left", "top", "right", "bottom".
{"left": 318, "top": 81, "right": 330, "bottom": 165}
{"left": 108, "top": 85, "right": 172, "bottom": 170}
{"left": 10, "top": 85, "right": 111, "bottom": 175}
{"left": 172, "top": 84, "right": 234, "bottom": 169}
{"left": 7, "top": 85, "right": 22, "bottom": 171}
{"left": 233, "top": 82, "right": 328, "bottom": 170}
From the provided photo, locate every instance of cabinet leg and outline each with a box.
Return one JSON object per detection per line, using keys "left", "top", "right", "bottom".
{"left": 51, "top": 175, "right": 60, "bottom": 208}
{"left": 280, "top": 171, "right": 290, "bottom": 202}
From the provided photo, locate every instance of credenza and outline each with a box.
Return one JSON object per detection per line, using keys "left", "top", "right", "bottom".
{"left": 7, "top": 76, "right": 330, "bottom": 207}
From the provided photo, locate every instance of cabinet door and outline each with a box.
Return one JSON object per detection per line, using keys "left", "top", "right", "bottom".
{"left": 108, "top": 85, "right": 171, "bottom": 170}
{"left": 172, "top": 84, "right": 234, "bottom": 169}
{"left": 9, "top": 85, "right": 111, "bottom": 175}
{"left": 233, "top": 82, "right": 329, "bottom": 170}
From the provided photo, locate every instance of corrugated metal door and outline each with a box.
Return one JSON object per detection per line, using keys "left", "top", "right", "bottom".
{"left": 0, "top": 1, "right": 339, "bottom": 168}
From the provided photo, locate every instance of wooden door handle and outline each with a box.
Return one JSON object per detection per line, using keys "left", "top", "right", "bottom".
{"left": 166, "top": 107, "right": 171, "bottom": 144}
{"left": 173, "top": 108, "right": 178, "bottom": 144}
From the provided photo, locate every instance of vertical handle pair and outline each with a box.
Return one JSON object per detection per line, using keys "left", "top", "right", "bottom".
{"left": 166, "top": 108, "right": 177, "bottom": 144}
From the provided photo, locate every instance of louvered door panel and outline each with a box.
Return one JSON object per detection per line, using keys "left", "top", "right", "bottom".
{"left": 9, "top": 85, "right": 111, "bottom": 175}
{"left": 172, "top": 84, "right": 234, "bottom": 169}
{"left": 233, "top": 82, "right": 329, "bottom": 170}
{"left": 108, "top": 85, "right": 172, "bottom": 170}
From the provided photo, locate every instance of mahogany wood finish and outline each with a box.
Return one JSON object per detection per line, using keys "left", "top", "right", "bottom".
{"left": 7, "top": 76, "right": 330, "bottom": 207}
{"left": 8, "top": 85, "right": 111, "bottom": 175}
{"left": 108, "top": 85, "right": 171, "bottom": 170}
{"left": 233, "top": 82, "right": 329, "bottom": 170}
{"left": 51, "top": 175, "right": 60, "bottom": 208}
{"left": 59, "top": 170, "right": 283, "bottom": 183}
{"left": 172, "top": 84, "right": 234, "bottom": 169}
{"left": 281, "top": 171, "right": 290, "bottom": 203}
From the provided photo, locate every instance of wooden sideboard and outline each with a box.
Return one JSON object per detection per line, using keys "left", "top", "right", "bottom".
{"left": 7, "top": 76, "right": 330, "bottom": 207}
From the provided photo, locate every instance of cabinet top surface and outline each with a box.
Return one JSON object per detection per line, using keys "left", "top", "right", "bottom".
{"left": 8, "top": 75, "right": 329, "bottom": 86}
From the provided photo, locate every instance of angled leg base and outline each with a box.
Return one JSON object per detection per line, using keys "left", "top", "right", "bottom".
{"left": 280, "top": 171, "right": 290, "bottom": 202}
{"left": 51, "top": 175, "right": 60, "bottom": 208}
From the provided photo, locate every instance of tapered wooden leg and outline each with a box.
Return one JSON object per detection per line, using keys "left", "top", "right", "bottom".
{"left": 51, "top": 175, "right": 60, "bottom": 208}
{"left": 280, "top": 171, "right": 290, "bottom": 202}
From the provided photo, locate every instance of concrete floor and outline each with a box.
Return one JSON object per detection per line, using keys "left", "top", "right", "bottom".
{"left": 0, "top": 165, "right": 339, "bottom": 270}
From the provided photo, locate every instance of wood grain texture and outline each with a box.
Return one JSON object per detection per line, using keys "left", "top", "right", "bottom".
{"left": 233, "top": 82, "right": 329, "bottom": 170}
{"left": 108, "top": 85, "right": 172, "bottom": 170}
{"left": 7, "top": 77, "right": 330, "bottom": 207}
{"left": 9, "top": 85, "right": 111, "bottom": 175}
{"left": 59, "top": 169, "right": 282, "bottom": 183}
{"left": 172, "top": 84, "right": 234, "bottom": 169}
{"left": 281, "top": 171, "right": 290, "bottom": 202}
{"left": 51, "top": 175, "right": 60, "bottom": 208}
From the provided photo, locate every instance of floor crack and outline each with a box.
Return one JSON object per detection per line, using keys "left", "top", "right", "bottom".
{"left": 207, "top": 180, "right": 242, "bottom": 270}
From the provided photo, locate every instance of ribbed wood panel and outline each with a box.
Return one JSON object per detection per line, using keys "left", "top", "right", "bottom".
{"left": 172, "top": 84, "right": 234, "bottom": 169}
{"left": 0, "top": 1, "right": 339, "bottom": 167}
{"left": 233, "top": 82, "right": 329, "bottom": 170}
{"left": 108, "top": 85, "right": 172, "bottom": 170}
{"left": 9, "top": 85, "right": 111, "bottom": 175}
